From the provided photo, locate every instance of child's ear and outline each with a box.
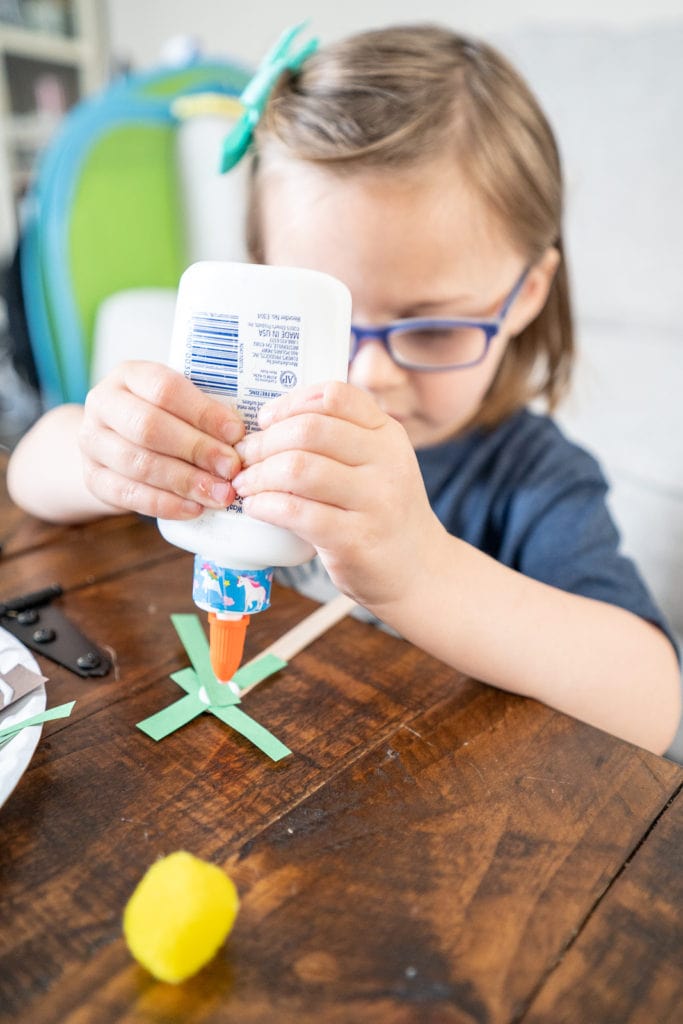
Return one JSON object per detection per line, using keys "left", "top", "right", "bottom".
{"left": 507, "top": 246, "right": 561, "bottom": 336}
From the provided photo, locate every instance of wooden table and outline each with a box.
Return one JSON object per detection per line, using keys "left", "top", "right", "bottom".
{"left": 1, "top": 457, "right": 681, "bottom": 1024}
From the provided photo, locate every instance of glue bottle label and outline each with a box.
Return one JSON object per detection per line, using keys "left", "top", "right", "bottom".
{"left": 186, "top": 306, "right": 305, "bottom": 517}
{"left": 185, "top": 308, "right": 304, "bottom": 433}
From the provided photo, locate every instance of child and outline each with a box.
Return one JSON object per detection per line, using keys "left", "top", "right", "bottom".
{"left": 8, "top": 23, "right": 680, "bottom": 754}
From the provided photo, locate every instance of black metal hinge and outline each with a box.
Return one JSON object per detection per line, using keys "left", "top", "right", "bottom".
{"left": 1, "top": 584, "right": 111, "bottom": 678}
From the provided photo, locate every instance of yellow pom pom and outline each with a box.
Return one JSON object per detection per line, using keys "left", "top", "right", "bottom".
{"left": 123, "top": 851, "right": 240, "bottom": 983}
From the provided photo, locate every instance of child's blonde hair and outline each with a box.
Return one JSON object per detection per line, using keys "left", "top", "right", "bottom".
{"left": 248, "top": 23, "right": 573, "bottom": 426}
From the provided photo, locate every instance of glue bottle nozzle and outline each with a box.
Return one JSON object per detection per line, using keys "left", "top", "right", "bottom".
{"left": 208, "top": 613, "right": 250, "bottom": 683}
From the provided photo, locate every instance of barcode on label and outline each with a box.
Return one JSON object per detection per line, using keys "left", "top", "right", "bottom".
{"left": 187, "top": 313, "right": 239, "bottom": 395}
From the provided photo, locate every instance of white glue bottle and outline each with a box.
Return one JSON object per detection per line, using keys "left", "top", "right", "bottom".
{"left": 158, "top": 261, "right": 352, "bottom": 686}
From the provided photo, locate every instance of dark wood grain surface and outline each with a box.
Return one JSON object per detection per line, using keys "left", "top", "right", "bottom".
{"left": 1, "top": 457, "right": 681, "bottom": 1024}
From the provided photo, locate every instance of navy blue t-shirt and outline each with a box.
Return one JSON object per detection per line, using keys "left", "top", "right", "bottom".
{"left": 278, "top": 408, "right": 674, "bottom": 647}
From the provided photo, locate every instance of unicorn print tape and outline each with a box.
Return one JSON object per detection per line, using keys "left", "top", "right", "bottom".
{"left": 193, "top": 562, "right": 272, "bottom": 614}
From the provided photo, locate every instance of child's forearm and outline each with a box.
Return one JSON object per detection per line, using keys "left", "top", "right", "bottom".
{"left": 7, "top": 404, "right": 118, "bottom": 523}
{"left": 372, "top": 533, "right": 681, "bottom": 755}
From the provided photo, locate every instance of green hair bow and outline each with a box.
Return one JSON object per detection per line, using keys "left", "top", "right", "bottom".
{"left": 219, "top": 21, "right": 318, "bottom": 173}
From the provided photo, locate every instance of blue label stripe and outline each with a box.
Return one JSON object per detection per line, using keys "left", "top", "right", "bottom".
{"left": 188, "top": 313, "right": 239, "bottom": 395}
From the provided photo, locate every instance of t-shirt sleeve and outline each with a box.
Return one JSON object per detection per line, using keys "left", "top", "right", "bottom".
{"left": 506, "top": 440, "right": 678, "bottom": 656}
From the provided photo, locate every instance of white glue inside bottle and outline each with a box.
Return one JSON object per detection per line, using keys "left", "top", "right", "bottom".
{"left": 158, "top": 261, "right": 352, "bottom": 687}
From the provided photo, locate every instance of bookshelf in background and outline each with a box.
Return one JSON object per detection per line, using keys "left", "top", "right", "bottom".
{"left": 0, "top": 0, "right": 107, "bottom": 262}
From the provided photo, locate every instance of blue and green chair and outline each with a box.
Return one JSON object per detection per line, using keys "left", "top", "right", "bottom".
{"left": 20, "top": 58, "right": 251, "bottom": 408}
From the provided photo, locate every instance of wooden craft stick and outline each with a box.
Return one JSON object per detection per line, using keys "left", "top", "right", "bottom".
{"left": 238, "top": 593, "right": 357, "bottom": 696}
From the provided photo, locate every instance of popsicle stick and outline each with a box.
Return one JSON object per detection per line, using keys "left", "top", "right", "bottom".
{"left": 238, "top": 593, "right": 356, "bottom": 696}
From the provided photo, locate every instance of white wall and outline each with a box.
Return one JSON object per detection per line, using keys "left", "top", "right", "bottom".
{"left": 104, "top": 0, "right": 683, "bottom": 69}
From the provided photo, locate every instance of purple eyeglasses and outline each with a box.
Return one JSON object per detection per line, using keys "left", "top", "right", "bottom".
{"left": 349, "top": 266, "right": 530, "bottom": 372}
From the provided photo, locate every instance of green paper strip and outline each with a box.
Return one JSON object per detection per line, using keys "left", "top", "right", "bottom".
{"left": 171, "top": 666, "right": 240, "bottom": 705}
{"left": 139, "top": 654, "right": 285, "bottom": 746}
{"left": 169, "top": 666, "right": 197, "bottom": 695}
{"left": 211, "top": 704, "right": 291, "bottom": 761}
{"left": 134, "top": 616, "right": 292, "bottom": 760}
{"left": 136, "top": 692, "right": 206, "bottom": 741}
{"left": 233, "top": 654, "right": 288, "bottom": 690}
{"left": 0, "top": 700, "right": 76, "bottom": 740}
{"left": 171, "top": 613, "right": 232, "bottom": 707}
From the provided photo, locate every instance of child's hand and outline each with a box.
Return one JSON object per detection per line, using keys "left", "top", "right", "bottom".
{"left": 78, "top": 361, "right": 245, "bottom": 520}
{"left": 233, "top": 381, "right": 447, "bottom": 612}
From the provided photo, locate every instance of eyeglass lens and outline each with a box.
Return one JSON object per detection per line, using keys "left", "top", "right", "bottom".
{"left": 388, "top": 325, "right": 488, "bottom": 368}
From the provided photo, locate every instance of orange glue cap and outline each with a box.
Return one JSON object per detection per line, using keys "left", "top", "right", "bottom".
{"left": 208, "top": 613, "right": 250, "bottom": 683}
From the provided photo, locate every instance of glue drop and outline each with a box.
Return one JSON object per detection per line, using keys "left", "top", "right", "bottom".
{"left": 158, "top": 261, "right": 352, "bottom": 683}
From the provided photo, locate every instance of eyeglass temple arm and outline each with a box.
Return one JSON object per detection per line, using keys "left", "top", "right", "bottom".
{"left": 499, "top": 265, "right": 531, "bottom": 319}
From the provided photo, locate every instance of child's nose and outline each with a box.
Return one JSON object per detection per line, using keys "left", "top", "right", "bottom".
{"left": 348, "top": 336, "right": 407, "bottom": 390}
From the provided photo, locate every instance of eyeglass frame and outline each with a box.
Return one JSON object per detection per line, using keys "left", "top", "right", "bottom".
{"left": 349, "top": 265, "right": 531, "bottom": 372}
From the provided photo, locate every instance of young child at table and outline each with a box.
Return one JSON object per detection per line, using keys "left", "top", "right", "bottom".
{"left": 7, "top": 24, "right": 680, "bottom": 754}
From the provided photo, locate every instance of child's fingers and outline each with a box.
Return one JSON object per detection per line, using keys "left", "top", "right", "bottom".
{"left": 235, "top": 412, "right": 368, "bottom": 469}
{"left": 84, "top": 385, "right": 242, "bottom": 482}
{"left": 234, "top": 450, "right": 357, "bottom": 510}
{"left": 242, "top": 490, "right": 349, "bottom": 553}
{"left": 82, "top": 427, "right": 236, "bottom": 509}
{"left": 82, "top": 461, "right": 206, "bottom": 520}
{"left": 122, "top": 361, "right": 245, "bottom": 442}
{"left": 111, "top": 361, "right": 244, "bottom": 444}
{"left": 258, "top": 381, "right": 386, "bottom": 431}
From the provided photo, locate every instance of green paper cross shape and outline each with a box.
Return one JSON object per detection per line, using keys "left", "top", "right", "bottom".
{"left": 0, "top": 700, "right": 76, "bottom": 751}
{"left": 136, "top": 615, "right": 290, "bottom": 761}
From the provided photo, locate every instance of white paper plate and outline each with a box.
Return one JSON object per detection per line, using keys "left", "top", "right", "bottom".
{"left": 0, "top": 625, "right": 46, "bottom": 809}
